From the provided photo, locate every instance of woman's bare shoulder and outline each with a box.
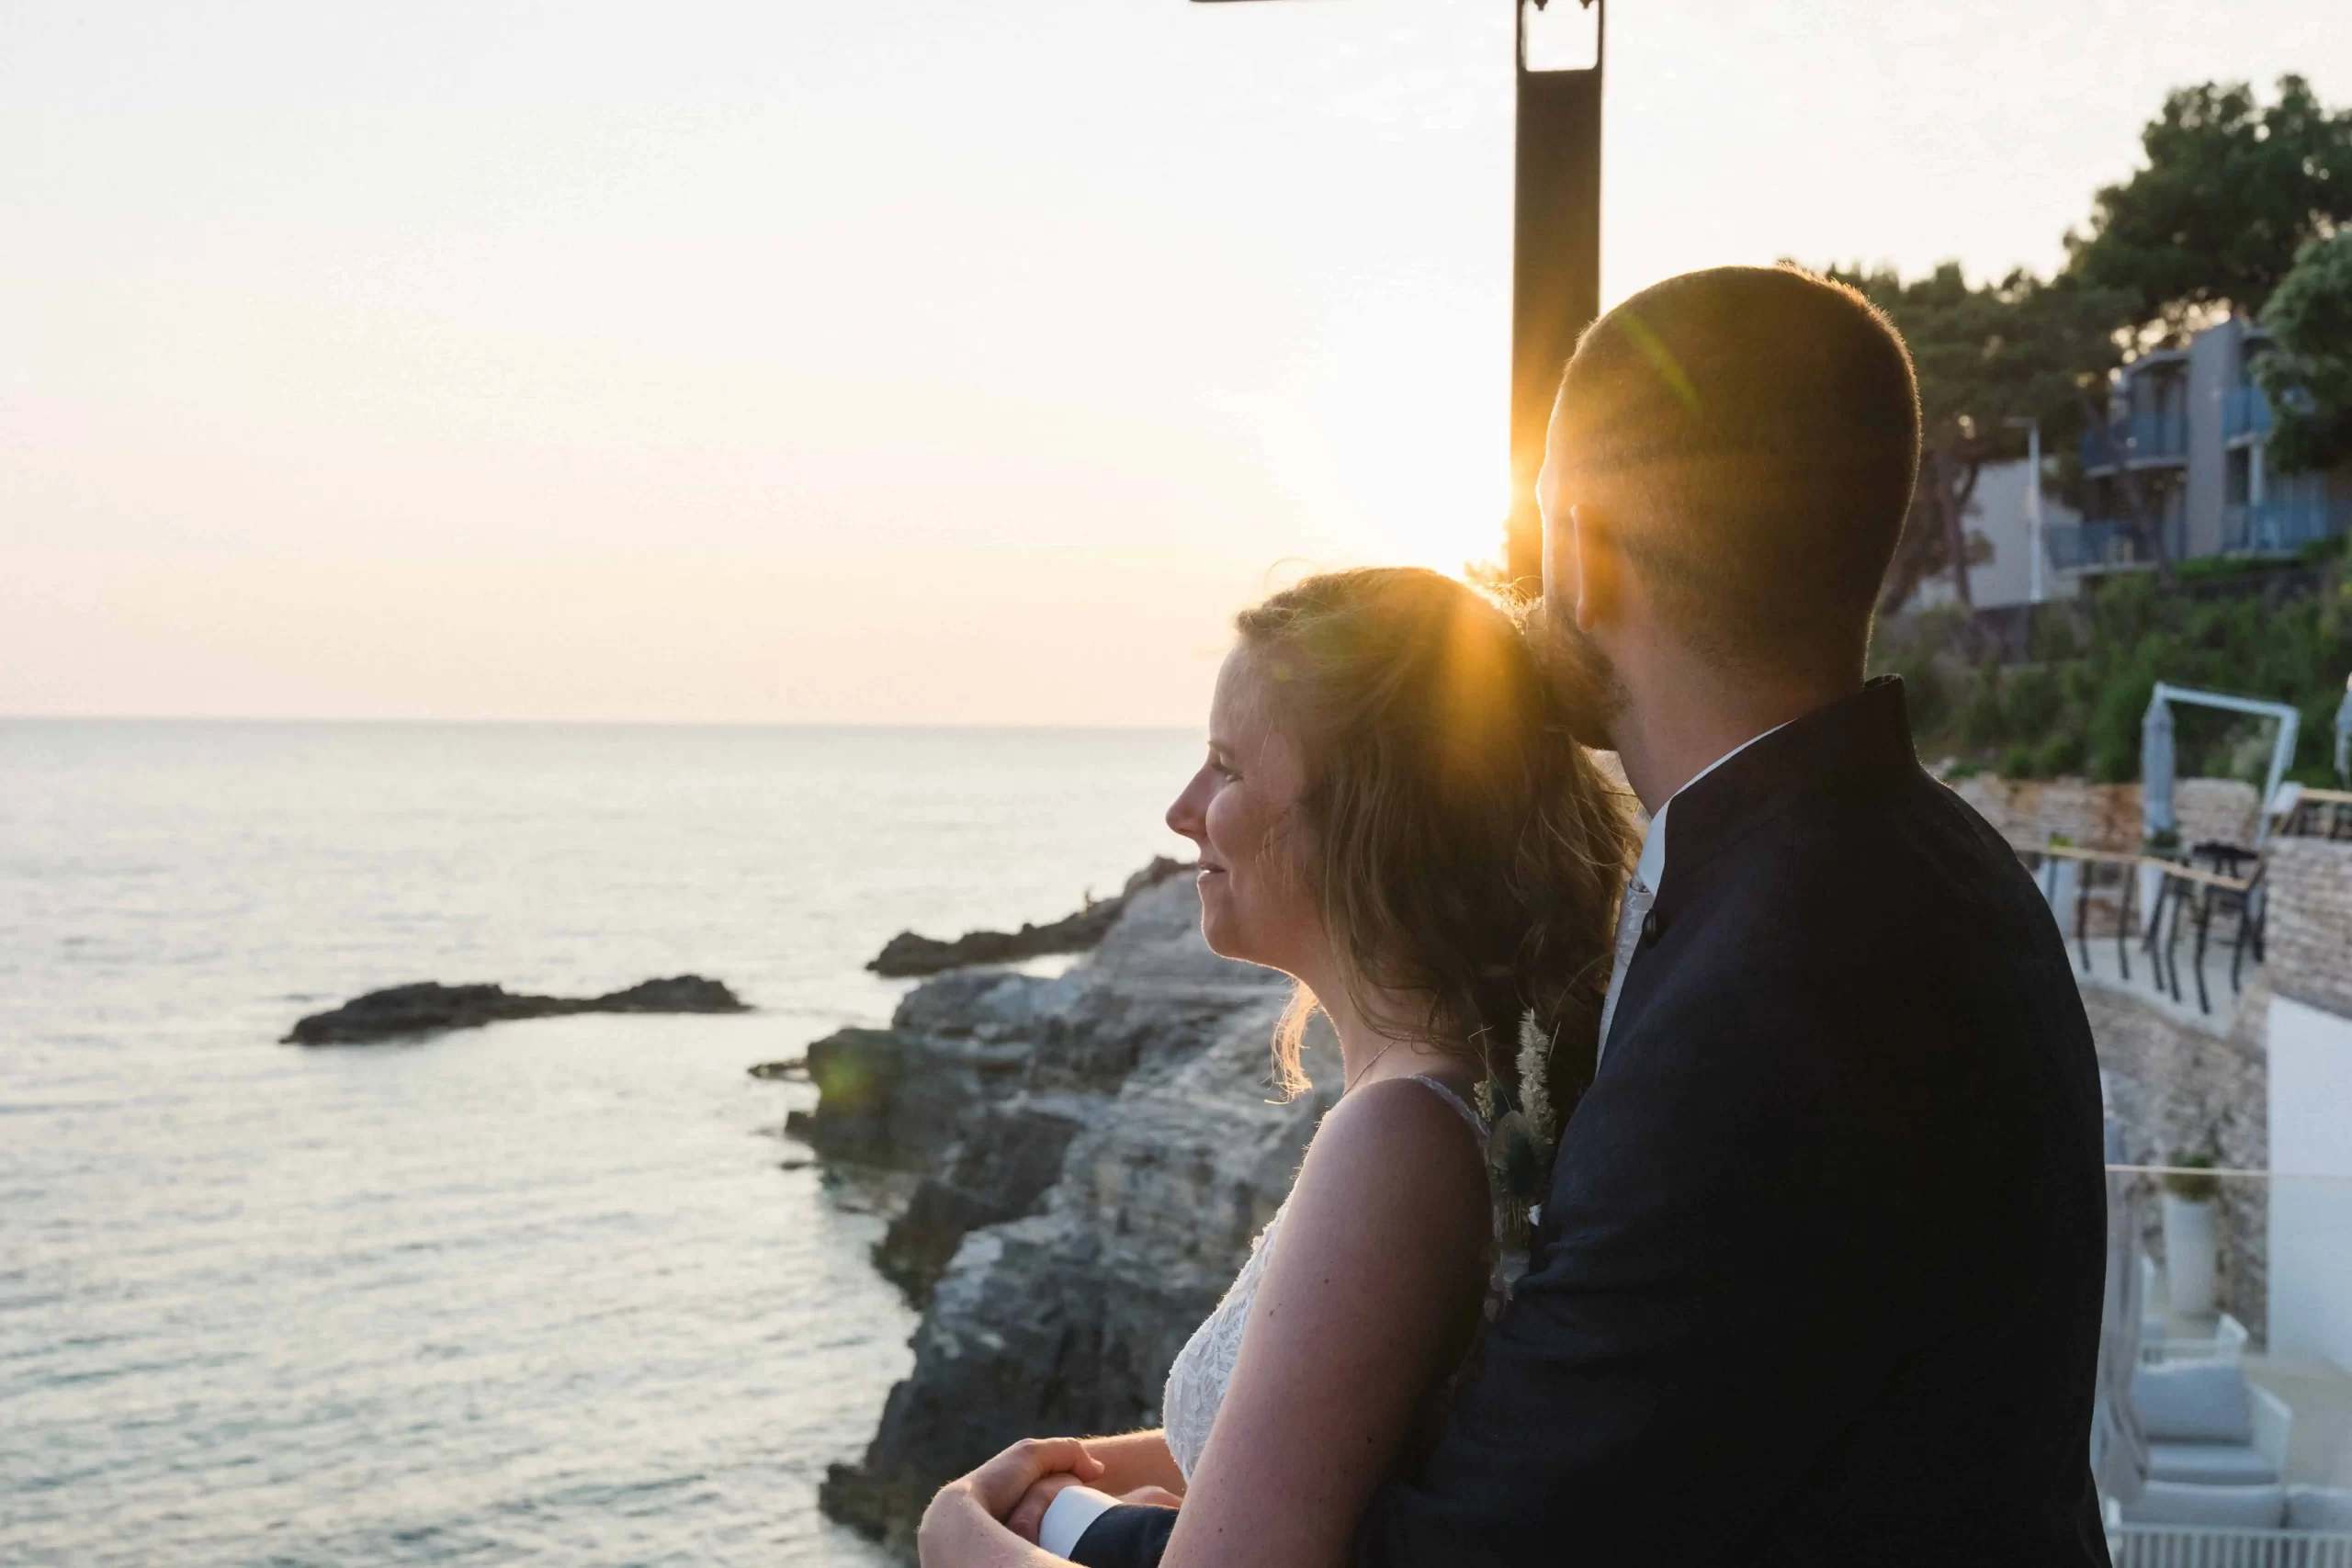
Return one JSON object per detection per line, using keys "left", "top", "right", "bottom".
{"left": 1160, "top": 1074, "right": 1489, "bottom": 1568}
{"left": 1281, "top": 1075, "right": 1488, "bottom": 1270}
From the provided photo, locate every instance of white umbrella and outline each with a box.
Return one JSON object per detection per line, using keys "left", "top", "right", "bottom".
{"left": 2141, "top": 690, "right": 2176, "bottom": 842}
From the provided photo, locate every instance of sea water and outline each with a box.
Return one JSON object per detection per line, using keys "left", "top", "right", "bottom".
{"left": 0, "top": 720, "right": 1198, "bottom": 1566}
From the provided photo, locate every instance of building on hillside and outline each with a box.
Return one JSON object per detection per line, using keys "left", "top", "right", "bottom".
{"left": 2060, "top": 316, "right": 2352, "bottom": 573}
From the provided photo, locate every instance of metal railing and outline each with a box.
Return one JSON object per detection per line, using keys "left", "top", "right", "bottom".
{"left": 2224, "top": 387, "right": 2274, "bottom": 444}
{"left": 2222, "top": 493, "right": 2344, "bottom": 555}
{"left": 2108, "top": 1524, "right": 2352, "bottom": 1566}
{"left": 2085, "top": 411, "right": 2191, "bottom": 470}
{"left": 2049, "top": 518, "right": 2164, "bottom": 570}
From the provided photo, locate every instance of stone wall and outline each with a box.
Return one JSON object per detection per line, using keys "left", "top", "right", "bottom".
{"left": 2084, "top": 976, "right": 2270, "bottom": 1337}
{"left": 2071, "top": 831, "right": 2352, "bottom": 1347}
{"left": 2266, "top": 836, "right": 2352, "bottom": 1017}
{"left": 1951, "top": 775, "right": 2261, "bottom": 853}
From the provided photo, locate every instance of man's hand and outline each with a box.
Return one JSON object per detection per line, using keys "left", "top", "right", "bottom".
{"left": 1004, "top": 1472, "right": 1083, "bottom": 1544}
{"left": 1005, "top": 1475, "right": 1182, "bottom": 1545}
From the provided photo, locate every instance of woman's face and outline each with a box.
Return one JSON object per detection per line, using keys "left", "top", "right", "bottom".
{"left": 1165, "top": 648, "right": 1322, "bottom": 977}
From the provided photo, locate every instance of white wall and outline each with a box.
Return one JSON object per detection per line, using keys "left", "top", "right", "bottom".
{"left": 1905, "top": 457, "right": 2085, "bottom": 613}
{"left": 2267, "top": 994, "right": 2352, "bottom": 1369}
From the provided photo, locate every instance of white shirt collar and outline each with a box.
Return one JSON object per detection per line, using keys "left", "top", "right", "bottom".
{"left": 1631, "top": 721, "right": 1790, "bottom": 893}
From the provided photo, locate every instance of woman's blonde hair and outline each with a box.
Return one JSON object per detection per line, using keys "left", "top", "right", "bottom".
{"left": 1236, "top": 567, "right": 1635, "bottom": 1120}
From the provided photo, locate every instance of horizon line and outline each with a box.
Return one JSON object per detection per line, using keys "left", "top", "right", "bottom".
{"left": 0, "top": 712, "right": 1201, "bottom": 734}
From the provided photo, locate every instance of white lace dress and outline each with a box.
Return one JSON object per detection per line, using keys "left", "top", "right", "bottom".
{"left": 1159, "top": 1075, "right": 1489, "bottom": 1480}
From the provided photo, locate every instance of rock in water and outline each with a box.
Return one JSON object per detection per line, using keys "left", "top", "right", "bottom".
{"left": 807, "top": 866, "right": 1334, "bottom": 1555}
{"left": 865, "top": 857, "right": 1191, "bottom": 976}
{"left": 282, "top": 976, "right": 747, "bottom": 1045}
{"left": 592, "top": 976, "right": 745, "bottom": 1013}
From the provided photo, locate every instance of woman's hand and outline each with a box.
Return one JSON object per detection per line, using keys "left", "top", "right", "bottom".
{"left": 948, "top": 1437, "right": 1106, "bottom": 1520}
{"left": 917, "top": 1438, "right": 1105, "bottom": 1565}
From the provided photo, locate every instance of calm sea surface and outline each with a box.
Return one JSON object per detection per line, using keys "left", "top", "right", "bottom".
{"left": 1, "top": 720, "right": 1198, "bottom": 1567}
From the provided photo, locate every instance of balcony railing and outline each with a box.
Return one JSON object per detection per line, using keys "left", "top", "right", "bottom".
{"left": 2083, "top": 411, "right": 2190, "bottom": 471}
{"left": 2048, "top": 518, "right": 2164, "bottom": 571}
{"left": 2221, "top": 483, "right": 2351, "bottom": 555}
{"left": 2224, "top": 386, "right": 2274, "bottom": 443}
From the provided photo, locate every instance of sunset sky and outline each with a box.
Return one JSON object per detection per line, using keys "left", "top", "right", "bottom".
{"left": 7, "top": 0, "right": 2349, "bottom": 726}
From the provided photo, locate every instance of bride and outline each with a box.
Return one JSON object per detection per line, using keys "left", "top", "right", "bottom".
{"left": 918, "top": 566, "right": 1632, "bottom": 1568}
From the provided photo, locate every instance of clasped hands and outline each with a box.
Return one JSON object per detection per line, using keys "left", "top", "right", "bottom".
{"left": 918, "top": 1437, "right": 1179, "bottom": 1563}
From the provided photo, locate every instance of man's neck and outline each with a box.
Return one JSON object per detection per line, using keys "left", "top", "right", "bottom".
{"left": 1611, "top": 660, "right": 1858, "bottom": 816}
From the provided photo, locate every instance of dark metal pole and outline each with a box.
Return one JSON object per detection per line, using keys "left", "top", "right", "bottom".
{"left": 1508, "top": 0, "right": 1604, "bottom": 590}
{"left": 1189, "top": 1, "right": 1605, "bottom": 590}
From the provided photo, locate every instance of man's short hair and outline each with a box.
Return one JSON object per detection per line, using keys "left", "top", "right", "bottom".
{"left": 1547, "top": 265, "right": 1921, "bottom": 680}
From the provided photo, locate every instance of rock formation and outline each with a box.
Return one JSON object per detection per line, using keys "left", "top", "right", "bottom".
{"left": 282, "top": 976, "right": 747, "bottom": 1045}
{"left": 865, "top": 858, "right": 1192, "bottom": 976}
{"left": 804, "top": 871, "right": 1336, "bottom": 1556}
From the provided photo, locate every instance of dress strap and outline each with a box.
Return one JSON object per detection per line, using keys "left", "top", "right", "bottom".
{"left": 1405, "top": 1074, "right": 1488, "bottom": 1140}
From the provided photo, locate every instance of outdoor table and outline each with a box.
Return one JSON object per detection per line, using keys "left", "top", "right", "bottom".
{"left": 2282, "top": 787, "right": 2352, "bottom": 841}
{"left": 2191, "top": 840, "right": 2258, "bottom": 878}
{"left": 2039, "top": 844, "right": 2145, "bottom": 980}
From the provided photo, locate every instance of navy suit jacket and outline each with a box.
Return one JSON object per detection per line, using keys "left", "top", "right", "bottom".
{"left": 1073, "top": 680, "right": 2111, "bottom": 1567}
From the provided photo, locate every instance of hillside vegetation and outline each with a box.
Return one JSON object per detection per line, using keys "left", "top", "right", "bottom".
{"left": 1872, "top": 537, "right": 2351, "bottom": 786}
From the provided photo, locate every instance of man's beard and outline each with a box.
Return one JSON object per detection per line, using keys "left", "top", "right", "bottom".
{"left": 1528, "top": 602, "right": 1626, "bottom": 751}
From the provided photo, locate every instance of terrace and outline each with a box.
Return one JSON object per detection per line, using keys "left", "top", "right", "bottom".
{"left": 1962, "top": 771, "right": 2352, "bottom": 1562}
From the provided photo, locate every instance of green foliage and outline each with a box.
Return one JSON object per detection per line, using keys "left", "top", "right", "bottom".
{"left": 1902, "top": 657, "right": 1950, "bottom": 741}
{"left": 1894, "top": 565, "right": 2352, "bottom": 784}
{"left": 1821, "top": 264, "right": 2132, "bottom": 609}
{"left": 2302, "top": 534, "right": 2350, "bottom": 568}
{"left": 2030, "top": 614, "right": 2080, "bottom": 664}
{"left": 2033, "top": 730, "right": 2087, "bottom": 778}
{"left": 2257, "top": 230, "right": 2352, "bottom": 475}
{"left": 2087, "top": 652, "right": 2158, "bottom": 784}
{"left": 2162, "top": 1152, "right": 2221, "bottom": 1203}
{"left": 2177, "top": 554, "right": 2282, "bottom": 583}
{"left": 2003, "top": 665, "right": 2064, "bottom": 739}
{"left": 1829, "top": 265, "right": 2126, "bottom": 448}
{"left": 2067, "top": 75, "right": 2352, "bottom": 336}
{"left": 1960, "top": 660, "right": 2010, "bottom": 750}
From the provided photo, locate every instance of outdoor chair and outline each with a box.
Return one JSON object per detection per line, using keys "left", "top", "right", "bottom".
{"left": 2107, "top": 1484, "right": 2352, "bottom": 1567}
{"left": 2053, "top": 843, "right": 2141, "bottom": 979}
{"left": 2280, "top": 788, "right": 2352, "bottom": 841}
{"left": 2140, "top": 1259, "right": 2252, "bottom": 1363}
{"left": 2155, "top": 860, "right": 2267, "bottom": 1014}
{"left": 2193, "top": 840, "right": 2262, "bottom": 879}
{"left": 2132, "top": 1361, "right": 2293, "bottom": 1486}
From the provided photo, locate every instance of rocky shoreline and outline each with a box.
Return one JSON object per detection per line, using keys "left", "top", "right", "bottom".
{"left": 865, "top": 858, "right": 1191, "bottom": 976}
{"left": 795, "top": 866, "right": 1336, "bottom": 1558}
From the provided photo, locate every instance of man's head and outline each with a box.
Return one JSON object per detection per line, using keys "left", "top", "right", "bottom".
{"left": 1536, "top": 265, "right": 1920, "bottom": 743}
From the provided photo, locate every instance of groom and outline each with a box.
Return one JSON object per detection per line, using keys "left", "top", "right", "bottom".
{"left": 964, "top": 265, "right": 2111, "bottom": 1564}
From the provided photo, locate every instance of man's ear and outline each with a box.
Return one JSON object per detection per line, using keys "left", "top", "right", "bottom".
{"left": 1568, "top": 504, "right": 1620, "bottom": 633}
